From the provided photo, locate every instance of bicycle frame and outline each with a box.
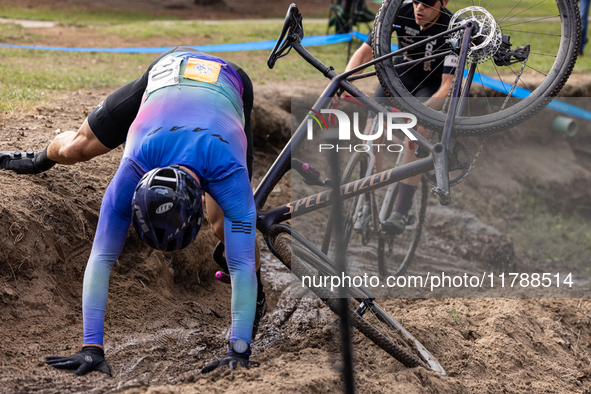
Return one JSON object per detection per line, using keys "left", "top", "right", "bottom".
{"left": 352, "top": 116, "right": 412, "bottom": 228}
{"left": 255, "top": 8, "right": 476, "bottom": 238}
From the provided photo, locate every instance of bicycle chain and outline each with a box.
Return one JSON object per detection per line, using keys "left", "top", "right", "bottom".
{"left": 427, "top": 42, "right": 530, "bottom": 187}
{"left": 447, "top": 52, "right": 528, "bottom": 185}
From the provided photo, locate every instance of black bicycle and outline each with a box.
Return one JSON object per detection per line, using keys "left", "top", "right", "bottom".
{"left": 323, "top": 0, "right": 581, "bottom": 277}
{"left": 258, "top": 2, "right": 578, "bottom": 374}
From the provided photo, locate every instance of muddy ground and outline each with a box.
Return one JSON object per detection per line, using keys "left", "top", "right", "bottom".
{"left": 0, "top": 76, "right": 590, "bottom": 394}
{"left": 2, "top": 3, "right": 591, "bottom": 393}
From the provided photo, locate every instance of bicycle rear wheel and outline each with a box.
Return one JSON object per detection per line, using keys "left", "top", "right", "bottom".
{"left": 273, "top": 233, "right": 446, "bottom": 375}
{"left": 377, "top": 178, "right": 428, "bottom": 277}
{"left": 372, "top": 0, "right": 580, "bottom": 136}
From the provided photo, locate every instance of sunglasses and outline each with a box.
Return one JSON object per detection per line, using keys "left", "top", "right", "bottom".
{"left": 412, "top": 0, "right": 441, "bottom": 7}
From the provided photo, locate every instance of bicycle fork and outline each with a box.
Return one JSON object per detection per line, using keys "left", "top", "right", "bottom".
{"left": 431, "top": 22, "right": 475, "bottom": 206}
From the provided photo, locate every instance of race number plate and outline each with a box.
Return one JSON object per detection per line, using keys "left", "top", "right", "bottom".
{"left": 183, "top": 58, "right": 222, "bottom": 85}
{"left": 444, "top": 55, "right": 459, "bottom": 68}
{"left": 146, "top": 56, "right": 184, "bottom": 94}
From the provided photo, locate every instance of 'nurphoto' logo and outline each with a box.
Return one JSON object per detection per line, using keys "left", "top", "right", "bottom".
{"left": 304, "top": 108, "right": 418, "bottom": 152}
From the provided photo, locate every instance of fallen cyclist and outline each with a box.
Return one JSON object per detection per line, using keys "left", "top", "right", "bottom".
{"left": 1, "top": 46, "right": 266, "bottom": 375}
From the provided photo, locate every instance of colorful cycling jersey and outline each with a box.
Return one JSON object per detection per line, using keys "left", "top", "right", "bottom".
{"left": 366, "top": 1, "right": 457, "bottom": 90}
{"left": 82, "top": 52, "right": 257, "bottom": 347}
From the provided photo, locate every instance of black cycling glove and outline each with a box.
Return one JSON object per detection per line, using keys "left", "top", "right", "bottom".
{"left": 44, "top": 346, "right": 112, "bottom": 376}
{"left": 201, "top": 352, "right": 260, "bottom": 373}
{"left": 0, "top": 147, "right": 56, "bottom": 174}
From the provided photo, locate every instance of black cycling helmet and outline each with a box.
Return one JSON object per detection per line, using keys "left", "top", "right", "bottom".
{"left": 132, "top": 166, "right": 203, "bottom": 252}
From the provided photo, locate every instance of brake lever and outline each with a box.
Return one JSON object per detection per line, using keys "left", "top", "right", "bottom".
{"left": 291, "top": 159, "right": 333, "bottom": 188}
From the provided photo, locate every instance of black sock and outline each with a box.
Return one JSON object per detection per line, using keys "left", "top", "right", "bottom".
{"left": 256, "top": 269, "right": 264, "bottom": 302}
{"left": 34, "top": 145, "right": 57, "bottom": 172}
{"left": 393, "top": 183, "right": 417, "bottom": 217}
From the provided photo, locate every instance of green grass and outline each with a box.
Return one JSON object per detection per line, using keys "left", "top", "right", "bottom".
{"left": 0, "top": 49, "right": 156, "bottom": 111}
{"left": 0, "top": 0, "right": 589, "bottom": 112}
{"left": 508, "top": 195, "right": 591, "bottom": 275}
{"left": 0, "top": 6, "right": 174, "bottom": 26}
{"left": 0, "top": 20, "right": 371, "bottom": 112}
{"left": 0, "top": 22, "right": 38, "bottom": 43}
{"left": 101, "top": 20, "right": 324, "bottom": 42}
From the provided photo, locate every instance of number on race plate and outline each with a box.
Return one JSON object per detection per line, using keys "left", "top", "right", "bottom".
{"left": 146, "top": 56, "right": 184, "bottom": 94}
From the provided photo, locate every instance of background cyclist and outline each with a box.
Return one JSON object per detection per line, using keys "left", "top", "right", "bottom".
{"left": 344, "top": 0, "right": 457, "bottom": 234}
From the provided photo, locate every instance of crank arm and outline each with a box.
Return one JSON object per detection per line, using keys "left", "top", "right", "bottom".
{"left": 431, "top": 143, "right": 451, "bottom": 205}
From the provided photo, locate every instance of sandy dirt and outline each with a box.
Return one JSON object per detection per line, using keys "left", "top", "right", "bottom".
{"left": 1, "top": 4, "right": 591, "bottom": 394}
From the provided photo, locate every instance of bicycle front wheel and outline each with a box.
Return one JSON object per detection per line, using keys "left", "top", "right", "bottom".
{"left": 372, "top": 0, "right": 580, "bottom": 136}
{"left": 273, "top": 233, "right": 446, "bottom": 374}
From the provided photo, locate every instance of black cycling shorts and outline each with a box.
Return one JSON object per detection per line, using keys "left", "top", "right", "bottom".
{"left": 88, "top": 46, "right": 255, "bottom": 180}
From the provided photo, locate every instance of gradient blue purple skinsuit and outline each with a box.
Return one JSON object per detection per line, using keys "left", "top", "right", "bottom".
{"left": 82, "top": 51, "right": 257, "bottom": 347}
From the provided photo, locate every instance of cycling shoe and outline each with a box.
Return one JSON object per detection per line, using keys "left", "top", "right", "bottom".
{"left": 383, "top": 211, "right": 407, "bottom": 235}
{"left": 353, "top": 204, "right": 371, "bottom": 231}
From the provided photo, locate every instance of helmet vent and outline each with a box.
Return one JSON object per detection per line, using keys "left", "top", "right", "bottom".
{"left": 186, "top": 188, "right": 196, "bottom": 206}
{"left": 182, "top": 227, "right": 195, "bottom": 248}
{"left": 154, "top": 228, "right": 166, "bottom": 244}
{"left": 151, "top": 168, "right": 177, "bottom": 188}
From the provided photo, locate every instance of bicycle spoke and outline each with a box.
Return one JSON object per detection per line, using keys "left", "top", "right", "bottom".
{"left": 391, "top": 48, "right": 455, "bottom": 63}
{"left": 397, "top": 41, "right": 450, "bottom": 79}
{"left": 499, "top": 0, "right": 523, "bottom": 25}
{"left": 525, "top": 63, "right": 548, "bottom": 76}
{"left": 501, "top": 28, "right": 560, "bottom": 37}
{"left": 492, "top": 62, "right": 512, "bottom": 101}
{"left": 528, "top": 52, "right": 558, "bottom": 58}
{"left": 475, "top": 64, "right": 493, "bottom": 114}
{"left": 500, "top": 0, "right": 548, "bottom": 24}
{"left": 500, "top": 15, "right": 560, "bottom": 28}
{"left": 507, "top": 64, "right": 532, "bottom": 91}
{"left": 400, "top": 39, "right": 464, "bottom": 95}
{"left": 483, "top": 0, "right": 497, "bottom": 10}
{"left": 410, "top": 65, "right": 448, "bottom": 96}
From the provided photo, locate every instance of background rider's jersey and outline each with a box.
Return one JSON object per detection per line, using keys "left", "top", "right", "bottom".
{"left": 82, "top": 51, "right": 257, "bottom": 347}
{"left": 366, "top": 1, "right": 457, "bottom": 90}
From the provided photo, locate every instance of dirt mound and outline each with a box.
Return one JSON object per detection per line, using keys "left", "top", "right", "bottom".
{"left": 1, "top": 79, "right": 591, "bottom": 393}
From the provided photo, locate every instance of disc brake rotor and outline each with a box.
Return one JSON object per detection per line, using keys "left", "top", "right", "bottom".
{"left": 449, "top": 6, "right": 502, "bottom": 64}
